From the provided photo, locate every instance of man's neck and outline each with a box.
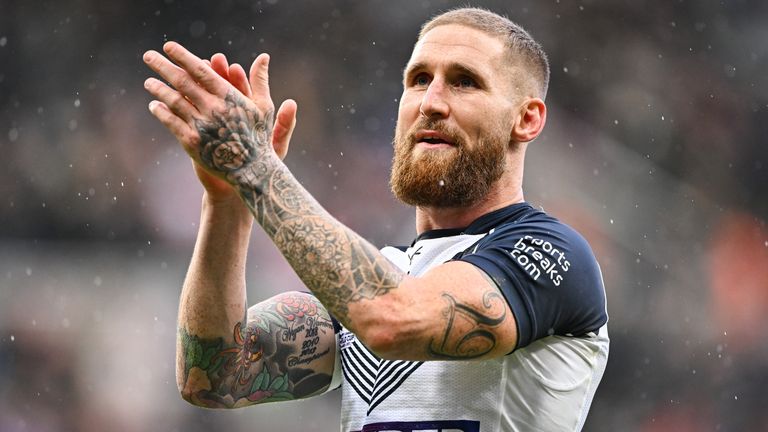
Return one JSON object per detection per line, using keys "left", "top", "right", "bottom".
{"left": 415, "top": 187, "right": 524, "bottom": 234}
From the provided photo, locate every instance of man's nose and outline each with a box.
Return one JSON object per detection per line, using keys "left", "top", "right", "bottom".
{"left": 419, "top": 79, "right": 450, "bottom": 119}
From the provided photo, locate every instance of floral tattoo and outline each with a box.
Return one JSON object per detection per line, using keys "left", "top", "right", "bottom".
{"left": 192, "top": 91, "right": 403, "bottom": 326}
{"left": 179, "top": 293, "right": 334, "bottom": 407}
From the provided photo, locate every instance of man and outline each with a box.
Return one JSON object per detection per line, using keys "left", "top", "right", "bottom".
{"left": 143, "top": 7, "right": 608, "bottom": 432}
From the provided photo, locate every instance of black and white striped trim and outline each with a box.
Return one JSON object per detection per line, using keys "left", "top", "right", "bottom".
{"left": 341, "top": 337, "right": 423, "bottom": 414}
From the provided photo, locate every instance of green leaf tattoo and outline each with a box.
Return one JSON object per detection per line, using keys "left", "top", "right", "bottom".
{"left": 178, "top": 293, "right": 335, "bottom": 407}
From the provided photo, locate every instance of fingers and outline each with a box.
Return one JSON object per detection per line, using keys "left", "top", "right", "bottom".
{"left": 210, "top": 53, "right": 251, "bottom": 98}
{"left": 147, "top": 101, "right": 199, "bottom": 153}
{"left": 143, "top": 50, "right": 211, "bottom": 108}
{"left": 143, "top": 42, "right": 227, "bottom": 107}
{"left": 144, "top": 77, "right": 199, "bottom": 121}
{"left": 210, "top": 53, "right": 230, "bottom": 81}
{"left": 271, "top": 99, "right": 297, "bottom": 159}
{"left": 249, "top": 53, "right": 272, "bottom": 106}
{"left": 162, "top": 41, "right": 228, "bottom": 95}
{"left": 228, "top": 63, "right": 251, "bottom": 98}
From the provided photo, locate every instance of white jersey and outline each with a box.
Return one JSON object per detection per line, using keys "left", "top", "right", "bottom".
{"left": 331, "top": 203, "right": 609, "bottom": 432}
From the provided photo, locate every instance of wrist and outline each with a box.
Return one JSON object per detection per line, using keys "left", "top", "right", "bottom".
{"left": 227, "top": 152, "right": 282, "bottom": 195}
{"left": 201, "top": 192, "right": 253, "bottom": 223}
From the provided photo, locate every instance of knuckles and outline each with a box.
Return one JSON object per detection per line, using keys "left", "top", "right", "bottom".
{"left": 194, "top": 63, "right": 212, "bottom": 81}
{"left": 169, "top": 92, "right": 187, "bottom": 109}
{"left": 175, "top": 76, "right": 196, "bottom": 93}
{"left": 183, "top": 130, "right": 201, "bottom": 149}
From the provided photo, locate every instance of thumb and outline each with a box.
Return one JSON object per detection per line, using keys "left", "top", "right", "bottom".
{"left": 249, "top": 53, "right": 272, "bottom": 106}
{"left": 271, "top": 99, "right": 297, "bottom": 160}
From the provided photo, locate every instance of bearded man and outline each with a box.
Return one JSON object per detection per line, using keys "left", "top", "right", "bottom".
{"left": 143, "top": 7, "right": 608, "bottom": 432}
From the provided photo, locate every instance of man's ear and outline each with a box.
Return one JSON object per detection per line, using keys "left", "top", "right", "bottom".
{"left": 511, "top": 98, "right": 546, "bottom": 143}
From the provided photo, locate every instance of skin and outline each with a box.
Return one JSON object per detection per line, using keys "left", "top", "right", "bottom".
{"left": 143, "top": 23, "right": 546, "bottom": 408}
{"left": 399, "top": 25, "right": 546, "bottom": 231}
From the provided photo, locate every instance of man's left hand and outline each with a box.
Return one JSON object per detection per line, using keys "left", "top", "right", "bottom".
{"left": 143, "top": 41, "right": 279, "bottom": 187}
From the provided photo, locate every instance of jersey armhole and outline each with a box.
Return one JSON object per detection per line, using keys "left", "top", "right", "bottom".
{"left": 325, "top": 332, "right": 343, "bottom": 392}
{"left": 322, "top": 316, "right": 343, "bottom": 392}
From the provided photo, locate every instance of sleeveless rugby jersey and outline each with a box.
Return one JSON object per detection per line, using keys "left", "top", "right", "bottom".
{"left": 332, "top": 203, "right": 609, "bottom": 432}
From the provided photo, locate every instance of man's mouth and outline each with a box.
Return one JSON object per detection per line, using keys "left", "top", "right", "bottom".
{"left": 414, "top": 130, "right": 455, "bottom": 147}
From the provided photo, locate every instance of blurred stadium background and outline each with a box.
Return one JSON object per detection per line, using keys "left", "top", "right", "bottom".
{"left": 1, "top": 0, "right": 767, "bottom": 430}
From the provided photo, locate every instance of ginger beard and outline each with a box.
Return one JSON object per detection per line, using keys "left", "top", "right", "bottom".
{"left": 390, "top": 118, "right": 509, "bottom": 208}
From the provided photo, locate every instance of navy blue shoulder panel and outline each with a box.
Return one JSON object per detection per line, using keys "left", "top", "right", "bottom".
{"left": 457, "top": 207, "right": 607, "bottom": 350}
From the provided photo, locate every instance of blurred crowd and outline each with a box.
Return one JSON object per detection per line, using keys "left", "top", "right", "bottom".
{"left": 1, "top": 0, "right": 766, "bottom": 431}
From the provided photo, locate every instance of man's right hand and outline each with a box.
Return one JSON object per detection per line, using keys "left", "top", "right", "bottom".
{"left": 198, "top": 52, "right": 298, "bottom": 205}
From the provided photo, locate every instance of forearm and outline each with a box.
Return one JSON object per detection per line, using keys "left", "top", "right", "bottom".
{"left": 186, "top": 91, "right": 404, "bottom": 335}
{"left": 234, "top": 153, "right": 404, "bottom": 332}
{"left": 180, "top": 196, "right": 253, "bottom": 336}
{"left": 177, "top": 195, "right": 252, "bottom": 391}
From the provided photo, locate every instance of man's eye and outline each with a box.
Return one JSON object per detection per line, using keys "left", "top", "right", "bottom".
{"left": 414, "top": 74, "right": 430, "bottom": 86}
{"left": 457, "top": 77, "right": 476, "bottom": 88}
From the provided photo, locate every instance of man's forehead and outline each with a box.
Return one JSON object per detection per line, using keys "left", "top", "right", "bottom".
{"left": 407, "top": 24, "right": 505, "bottom": 68}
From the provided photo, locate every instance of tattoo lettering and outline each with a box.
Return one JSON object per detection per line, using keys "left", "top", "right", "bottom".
{"left": 179, "top": 293, "right": 334, "bottom": 408}
{"left": 428, "top": 290, "right": 507, "bottom": 360}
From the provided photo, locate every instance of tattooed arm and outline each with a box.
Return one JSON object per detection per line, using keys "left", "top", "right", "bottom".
{"left": 168, "top": 52, "right": 320, "bottom": 407}
{"left": 144, "top": 42, "right": 518, "bottom": 362}
{"left": 179, "top": 291, "right": 337, "bottom": 407}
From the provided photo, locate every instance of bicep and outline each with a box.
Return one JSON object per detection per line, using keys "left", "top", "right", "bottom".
{"left": 245, "top": 292, "right": 338, "bottom": 399}
{"left": 399, "top": 261, "right": 518, "bottom": 360}
{"left": 182, "top": 291, "right": 338, "bottom": 408}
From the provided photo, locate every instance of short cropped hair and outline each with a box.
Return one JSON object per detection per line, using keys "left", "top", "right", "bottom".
{"left": 419, "top": 7, "right": 550, "bottom": 100}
